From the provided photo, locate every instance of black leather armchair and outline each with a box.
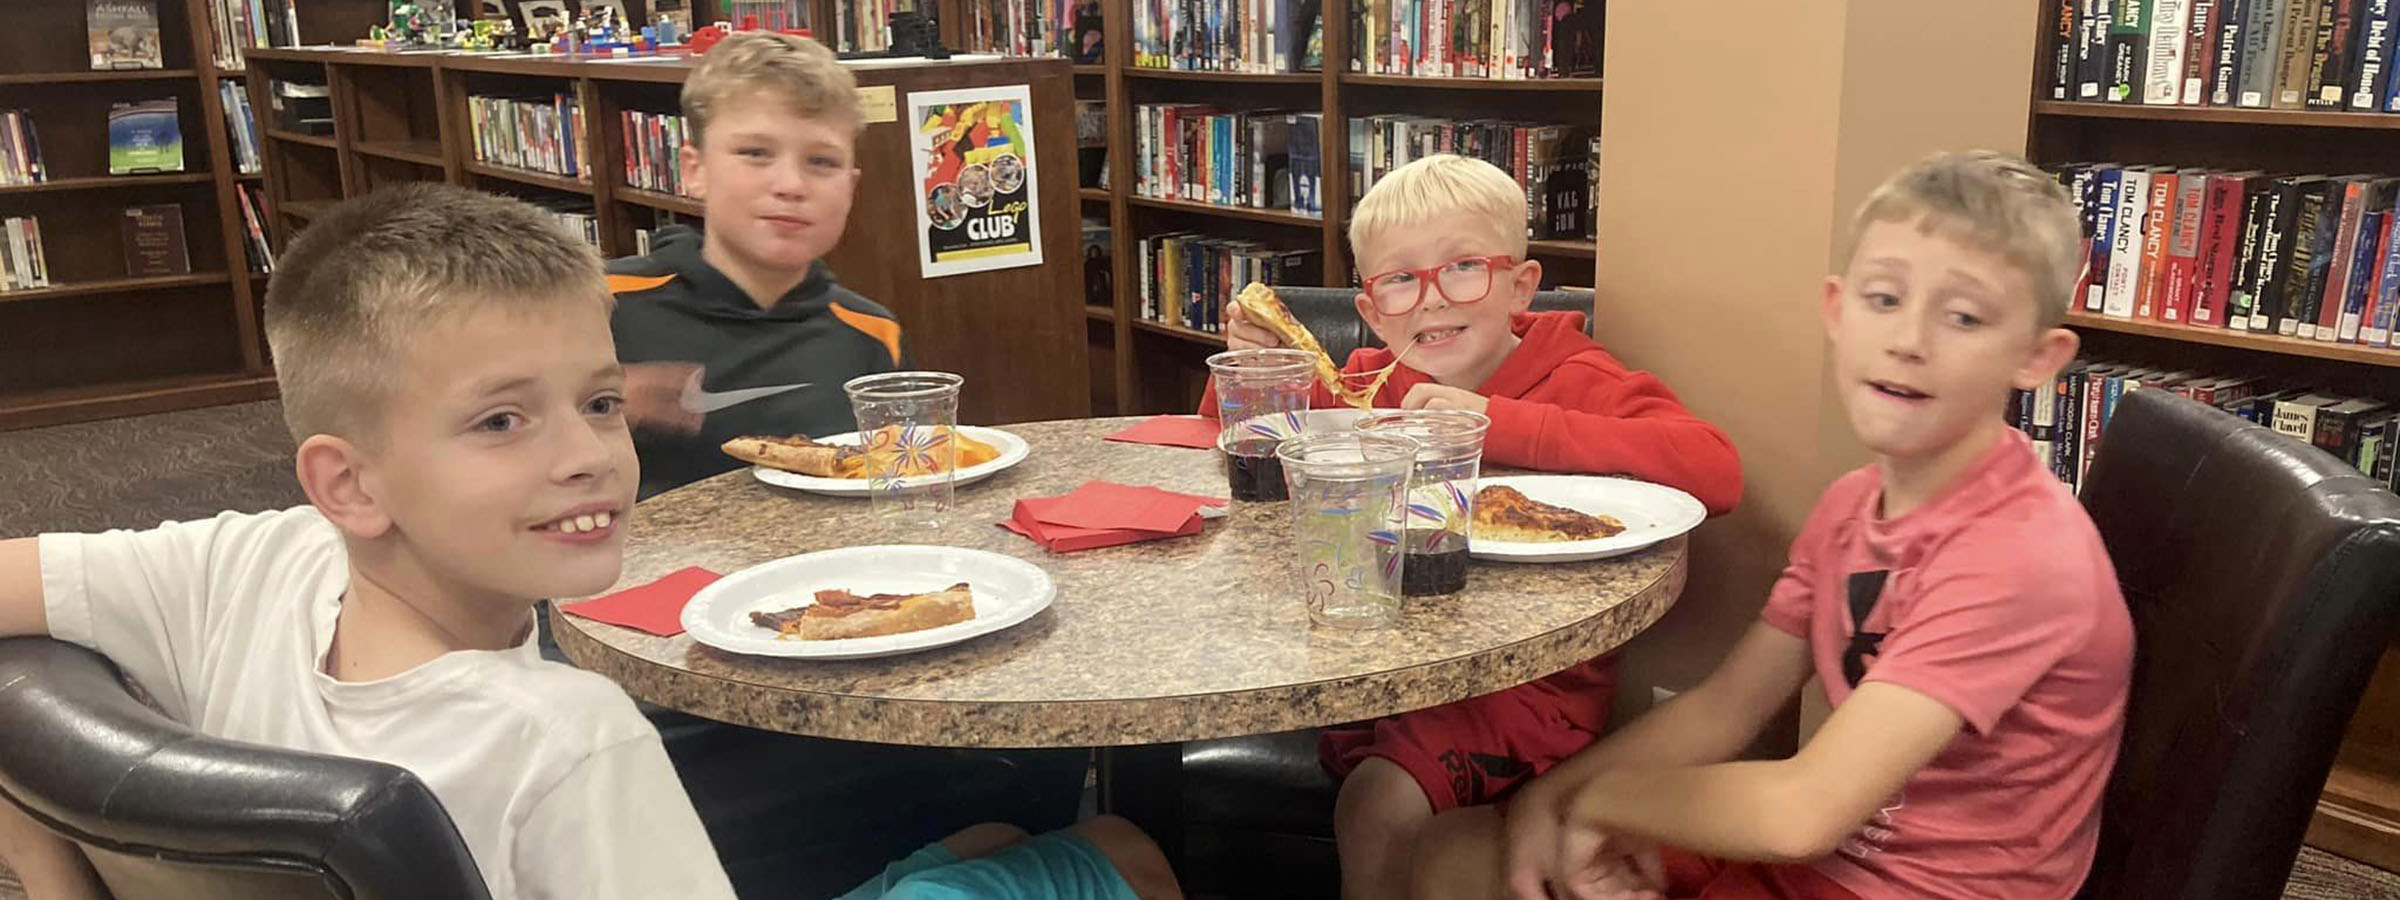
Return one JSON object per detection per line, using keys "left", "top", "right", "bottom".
{"left": 0, "top": 637, "right": 491, "bottom": 900}
{"left": 1268, "top": 286, "right": 1595, "bottom": 366}
{"left": 2074, "top": 390, "right": 2400, "bottom": 900}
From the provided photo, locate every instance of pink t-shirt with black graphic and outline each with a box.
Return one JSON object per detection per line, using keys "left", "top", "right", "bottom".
{"left": 1761, "top": 429, "right": 2134, "bottom": 900}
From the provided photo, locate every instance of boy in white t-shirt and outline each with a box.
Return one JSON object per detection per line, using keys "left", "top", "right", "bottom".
{"left": 0, "top": 183, "right": 736, "bottom": 900}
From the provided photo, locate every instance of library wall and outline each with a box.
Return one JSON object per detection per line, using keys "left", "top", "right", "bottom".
{"left": 1595, "top": 0, "right": 2040, "bottom": 723}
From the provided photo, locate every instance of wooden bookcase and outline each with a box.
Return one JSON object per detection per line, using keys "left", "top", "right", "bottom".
{"left": 1047, "top": 0, "right": 1602, "bottom": 416}
{"left": 2024, "top": 8, "right": 2400, "bottom": 872}
{"left": 241, "top": 46, "right": 1089, "bottom": 427}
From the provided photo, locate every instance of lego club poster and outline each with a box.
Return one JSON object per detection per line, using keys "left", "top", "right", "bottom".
{"left": 909, "top": 85, "right": 1043, "bottom": 279}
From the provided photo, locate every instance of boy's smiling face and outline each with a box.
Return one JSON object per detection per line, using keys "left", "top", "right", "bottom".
{"left": 1825, "top": 215, "right": 2078, "bottom": 465}
{"left": 684, "top": 96, "right": 860, "bottom": 275}
{"left": 352, "top": 301, "right": 639, "bottom": 605}
{"left": 1353, "top": 211, "right": 1541, "bottom": 388}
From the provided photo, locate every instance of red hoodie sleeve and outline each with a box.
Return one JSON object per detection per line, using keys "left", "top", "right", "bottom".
{"left": 1481, "top": 358, "right": 1744, "bottom": 516}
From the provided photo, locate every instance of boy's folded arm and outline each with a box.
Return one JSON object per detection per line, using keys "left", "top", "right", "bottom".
{"left": 513, "top": 734, "right": 738, "bottom": 900}
{"left": 1568, "top": 681, "right": 1963, "bottom": 864}
{"left": 1482, "top": 386, "right": 1744, "bottom": 515}
{"left": 0, "top": 537, "right": 44, "bottom": 638}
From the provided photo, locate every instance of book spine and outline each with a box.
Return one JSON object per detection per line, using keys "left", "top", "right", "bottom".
{"left": 2241, "top": 0, "right": 2288, "bottom": 104}
{"left": 2090, "top": 167, "right": 2124, "bottom": 311}
{"left": 2339, "top": 209, "right": 2384, "bottom": 340}
{"left": 2150, "top": 0, "right": 2194, "bottom": 102}
{"left": 2187, "top": 0, "right": 2225, "bottom": 100}
{"left": 2195, "top": 173, "right": 2244, "bottom": 324}
{"left": 2276, "top": 0, "right": 2323, "bottom": 108}
{"left": 2355, "top": 0, "right": 2397, "bottom": 104}
{"left": 2243, "top": 182, "right": 2290, "bottom": 328}
{"left": 2314, "top": 180, "right": 2368, "bottom": 338}
{"left": 2165, "top": 171, "right": 2208, "bottom": 321}
{"left": 2106, "top": 168, "right": 2151, "bottom": 316}
{"left": 2281, "top": 186, "right": 2331, "bottom": 335}
{"left": 2306, "top": 0, "right": 2356, "bottom": 106}
{"left": 2368, "top": 209, "right": 2400, "bottom": 343}
{"left": 2138, "top": 173, "right": 2176, "bottom": 317}
{"left": 2082, "top": 368, "right": 2110, "bottom": 482}
{"left": 2214, "top": 0, "right": 2253, "bottom": 101}
{"left": 2114, "top": 0, "right": 2155, "bottom": 100}
{"left": 2085, "top": 0, "right": 2115, "bottom": 97}
{"left": 2031, "top": 373, "right": 2060, "bottom": 471}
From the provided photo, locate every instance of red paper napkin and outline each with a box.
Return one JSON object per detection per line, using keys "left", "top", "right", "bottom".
{"left": 1104, "top": 415, "right": 1222, "bottom": 449}
{"left": 558, "top": 566, "right": 721, "bottom": 636}
{"left": 1001, "top": 481, "right": 1227, "bottom": 552}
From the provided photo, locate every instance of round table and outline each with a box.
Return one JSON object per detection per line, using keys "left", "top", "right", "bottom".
{"left": 553, "top": 416, "right": 1689, "bottom": 749}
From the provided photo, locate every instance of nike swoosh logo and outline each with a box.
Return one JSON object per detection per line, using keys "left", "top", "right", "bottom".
{"left": 680, "top": 382, "right": 813, "bottom": 414}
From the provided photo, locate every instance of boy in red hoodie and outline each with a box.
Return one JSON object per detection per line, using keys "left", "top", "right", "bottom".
{"left": 1202, "top": 153, "right": 1742, "bottom": 900}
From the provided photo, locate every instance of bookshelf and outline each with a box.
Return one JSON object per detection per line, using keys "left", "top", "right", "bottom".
{"left": 2024, "top": 1, "right": 2400, "bottom": 870}
{"left": 1035, "top": 0, "right": 1603, "bottom": 416}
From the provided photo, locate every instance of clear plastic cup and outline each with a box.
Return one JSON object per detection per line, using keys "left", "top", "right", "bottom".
{"left": 1207, "top": 348, "right": 1319, "bottom": 502}
{"left": 1277, "top": 431, "right": 1420, "bottom": 629}
{"left": 1355, "top": 410, "right": 1491, "bottom": 596}
{"left": 842, "top": 371, "right": 965, "bottom": 527}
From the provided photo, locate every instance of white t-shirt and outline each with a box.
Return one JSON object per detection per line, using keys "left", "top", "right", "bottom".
{"left": 39, "top": 507, "right": 738, "bottom": 900}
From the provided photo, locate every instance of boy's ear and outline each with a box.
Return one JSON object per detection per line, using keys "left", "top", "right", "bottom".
{"left": 1820, "top": 276, "right": 1845, "bottom": 338}
{"left": 679, "top": 143, "right": 706, "bottom": 200}
{"left": 1509, "top": 257, "right": 1541, "bottom": 311}
{"left": 295, "top": 435, "right": 394, "bottom": 541}
{"left": 2012, "top": 326, "right": 2083, "bottom": 391}
{"left": 1353, "top": 290, "right": 1380, "bottom": 325}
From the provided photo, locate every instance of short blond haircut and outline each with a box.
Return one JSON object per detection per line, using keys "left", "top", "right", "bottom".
{"left": 263, "top": 183, "right": 608, "bottom": 444}
{"left": 1847, "top": 150, "right": 2081, "bottom": 329}
{"left": 682, "top": 32, "right": 861, "bottom": 143}
{"left": 1349, "top": 154, "right": 1528, "bottom": 268}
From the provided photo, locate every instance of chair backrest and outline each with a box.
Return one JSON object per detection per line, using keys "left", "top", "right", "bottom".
{"left": 0, "top": 637, "right": 492, "bottom": 900}
{"left": 1269, "top": 286, "right": 1595, "bottom": 365}
{"left": 2075, "top": 391, "right": 2400, "bottom": 900}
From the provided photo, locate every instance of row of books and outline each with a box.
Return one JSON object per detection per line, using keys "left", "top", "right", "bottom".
{"left": 1346, "top": 0, "right": 1602, "bottom": 79}
{"left": 203, "top": 0, "right": 300, "bottom": 70}
{"left": 1, "top": 111, "right": 44, "bottom": 186}
{"left": 966, "top": 0, "right": 1104, "bottom": 62}
{"left": 467, "top": 94, "right": 590, "bottom": 181}
{"left": 1131, "top": 0, "right": 1324, "bottom": 71}
{"left": 220, "top": 80, "right": 262, "bottom": 176}
{"left": 0, "top": 217, "right": 54, "bottom": 292}
{"left": 533, "top": 199, "right": 602, "bottom": 248}
{"left": 1137, "top": 232, "right": 1322, "bottom": 329}
{"left": 1131, "top": 105, "right": 1325, "bottom": 216}
{"left": 1347, "top": 115, "right": 1593, "bottom": 240}
{"left": 2050, "top": 0, "right": 2400, "bottom": 111}
{"left": 1083, "top": 218, "right": 1113, "bottom": 307}
{"left": 2055, "top": 162, "right": 2400, "bottom": 347}
{"left": 235, "top": 182, "right": 272, "bottom": 274}
{"left": 830, "top": 0, "right": 894, "bottom": 53}
{"left": 621, "top": 110, "right": 691, "bottom": 197}
{"left": 2010, "top": 361, "right": 2399, "bottom": 494}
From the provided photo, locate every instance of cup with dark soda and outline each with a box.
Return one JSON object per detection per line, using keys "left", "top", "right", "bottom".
{"left": 1355, "top": 410, "right": 1489, "bottom": 596}
{"left": 1207, "top": 348, "right": 1319, "bottom": 502}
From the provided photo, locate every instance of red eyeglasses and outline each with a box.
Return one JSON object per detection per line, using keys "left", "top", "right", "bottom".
{"left": 1358, "top": 255, "right": 1520, "bottom": 316}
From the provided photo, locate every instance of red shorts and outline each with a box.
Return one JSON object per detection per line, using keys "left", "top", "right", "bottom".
{"left": 1319, "top": 656, "right": 1616, "bottom": 813}
{"left": 1656, "top": 847, "right": 1862, "bottom": 900}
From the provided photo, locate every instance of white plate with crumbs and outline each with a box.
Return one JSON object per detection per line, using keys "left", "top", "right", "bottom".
{"left": 1467, "top": 475, "right": 1706, "bottom": 563}
{"left": 750, "top": 426, "right": 1030, "bottom": 496}
{"left": 681, "top": 545, "right": 1055, "bottom": 659}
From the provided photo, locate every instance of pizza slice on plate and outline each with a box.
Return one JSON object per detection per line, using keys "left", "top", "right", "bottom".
{"left": 1472, "top": 485, "right": 1626, "bottom": 542}
{"left": 748, "top": 582, "right": 977, "bottom": 641}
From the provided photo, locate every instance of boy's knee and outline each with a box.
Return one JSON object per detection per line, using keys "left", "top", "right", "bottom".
{"left": 1336, "top": 757, "right": 1433, "bottom": 833}
{"left": 938, "top": 821, "right": 1031, "bottom": 860}
{"left": 1410, "top": 806, "right": 1505, "bottom": 900}
{"left": 1071, "top": 816, "right": 1180, "bottom": 900}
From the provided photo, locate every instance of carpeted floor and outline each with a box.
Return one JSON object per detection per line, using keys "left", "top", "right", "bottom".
{"left": 0, "top": 400, "right": 2396, "bottom": 900}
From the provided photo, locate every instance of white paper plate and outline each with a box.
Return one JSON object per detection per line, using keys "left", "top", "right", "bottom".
{"left": 681, "top": 545, "right": 1056, "bottom": 659}
{"left": 1468, "top": 475, "right": 1706, "bottom": 563}
{"left": 750, "top": 426, "right": 1029, "bottom": 496}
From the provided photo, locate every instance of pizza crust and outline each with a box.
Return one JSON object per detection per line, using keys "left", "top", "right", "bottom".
{"left": 749, "top": 583, "right": 978, "bottom": 641}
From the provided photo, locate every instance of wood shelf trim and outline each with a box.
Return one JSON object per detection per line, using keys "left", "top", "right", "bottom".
{"left": 0, "top": 272, "right": 233, "bottom": 304}
{"left": 1087, "top": 305, "right": 1117, "bottom": 322}
{"left": 0, "top": 69, "right": 200, "bottom": 85}
{"left": 1528, "top": 238, "right": 1597, "bottom": 258}
{"left": 1125, "top": 67, "right": 1321, "bottom": 84}
{"left": 616, "top": 184, "right": 704, "bottom": 216}
{"left": 1073, "top": 64, "right": 1107, "bottom": 75}
{"left": 2033, "top": 100, "right": 2400, "bottom": 131}
{"left": 1126, "top": 194, "right": 1322, "bottom": 226}
{"left": 266, "top": 129, "right": 338, "bottom": 149}
{"left": 0, "top": 173, "right": 215, "bottom": 195}
{"left": 464, "top": 161, "right": 595, "bottom": 195}
{"left": 1079, "top": 186, "right": 1111, "bottom": 202}
{"left": 1340, "top": 73, "right": 1602, "bottom": 92}
{"left": 2065, "top": 310, "right": 2400, "bottom": 368}
{"left": 353, "top": 138, "right": 446, "bottom": 166}
{"left": 1131, "top": 317, "right": 1228, "bottom": 345}
{"left": 0, "top": 372, "right": 278, "bottom": 432}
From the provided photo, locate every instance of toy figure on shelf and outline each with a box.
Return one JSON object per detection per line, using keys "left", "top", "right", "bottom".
{"left": 376, "top": 0, "right": 440, "bottom": 47}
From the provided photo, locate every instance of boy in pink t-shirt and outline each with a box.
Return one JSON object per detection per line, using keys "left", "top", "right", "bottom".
{"left": 1408, "top": 150, "right": 2133, "bottom": 900}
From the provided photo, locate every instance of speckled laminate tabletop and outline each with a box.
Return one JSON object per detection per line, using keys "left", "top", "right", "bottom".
{"left": 553, "top": 416, "right": 1687, "bottom": 748}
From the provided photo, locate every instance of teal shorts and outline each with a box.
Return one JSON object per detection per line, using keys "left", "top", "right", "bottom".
{"left": 835, "top": 831, "right": 1141, "bottom": 900}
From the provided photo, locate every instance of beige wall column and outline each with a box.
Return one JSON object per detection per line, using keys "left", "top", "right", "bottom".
{"left": 1598, "top": 0, "right": 2042, "bottom": 725}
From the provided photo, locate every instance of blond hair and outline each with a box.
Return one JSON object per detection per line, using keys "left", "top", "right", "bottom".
{"left": 1847, "top": 150, "right": 2081, "bottom": 328}
{"left": 1349, "top": 154, "right": 1528, "bottom": 267}
{"left": 263, "top": 183, "right": 608, "bottom": 444}
{"left": 682, "top": 32, "right": 861, "bottom": 143}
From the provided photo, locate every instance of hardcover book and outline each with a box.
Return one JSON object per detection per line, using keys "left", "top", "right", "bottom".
{"left": 120, "top": 204, "right": 189, "bottom": 277}
{"left": 87, "top": 0, "right": 162, "bottom": 70}
{"left": 107, "top": 99, "right": 184, "bottom": 174}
